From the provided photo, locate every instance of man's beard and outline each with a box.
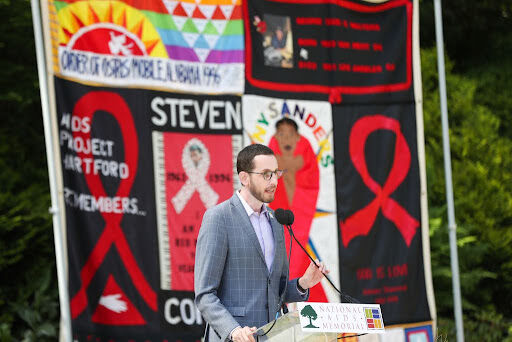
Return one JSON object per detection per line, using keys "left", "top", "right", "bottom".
{"left": 249, "top": 182, "right": 276, "bottom": 203}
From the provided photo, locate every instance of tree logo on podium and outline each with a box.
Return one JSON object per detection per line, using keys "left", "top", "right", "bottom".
{"left": 300, "top": 305, "right": 319, "bottom": 328}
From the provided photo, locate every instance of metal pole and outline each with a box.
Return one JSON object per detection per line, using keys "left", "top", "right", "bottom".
{"left": 30, "top": 0, "right": 73, "bottom": 340}
{"left": 433, "top": 0, "right": 464, "bottom": 341}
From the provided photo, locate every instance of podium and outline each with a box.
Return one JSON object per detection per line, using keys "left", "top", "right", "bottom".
{"left": 254, "top": 311, "right": 339, "bottom": 342}
{"left": 253, "top": 302, "right": 384, "bottom": 341}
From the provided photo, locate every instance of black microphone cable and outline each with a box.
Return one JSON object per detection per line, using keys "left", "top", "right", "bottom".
{"left": 274, "top": 208, "right": 359, "bottom": 302}
{"left": 337, "top": 333, "right": 368, "bottom": 339}
{"left": 285, "top": 223, "right": 368, "bottom": 340}
{"left": 285, "top": 223, "right": 360, "bottom": 304}
{"left": 270, "top": 209, "right": 367, "bottom": 339}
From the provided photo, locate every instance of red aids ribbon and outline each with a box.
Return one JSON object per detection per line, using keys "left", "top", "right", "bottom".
{"left": 69, "top": 91, "right": 156, "bottom": 319}
{"left": 340, "top": 115, "right": 419, "bottom": 247}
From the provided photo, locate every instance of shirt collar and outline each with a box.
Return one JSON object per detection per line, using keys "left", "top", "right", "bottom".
{"left": 236, "top": 190, "right": 268, "bottom": 217}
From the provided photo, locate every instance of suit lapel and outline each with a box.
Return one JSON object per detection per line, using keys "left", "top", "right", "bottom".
{"left": 269, "top": 209, "right": 284, "bottom": 277}
{"left": 230, "top": 194, "right": 268, "bottom": 272}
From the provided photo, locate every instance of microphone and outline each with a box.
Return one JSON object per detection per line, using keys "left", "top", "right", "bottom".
{"left": 275, "top": 208, "right": 294, "bottom": 226}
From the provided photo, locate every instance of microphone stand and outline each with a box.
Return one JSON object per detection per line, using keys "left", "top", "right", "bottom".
{"left": 285, "top": 223, "right": 360, "bottom": 304}
{"left": 267, "top": 208, "right": 366, "bottom": 340}
{"left": 285, "top": 223, "right": 368, "bottom": 340}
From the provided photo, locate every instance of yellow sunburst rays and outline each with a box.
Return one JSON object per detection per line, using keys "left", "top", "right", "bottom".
{"left": 57, "top": 0, "right": 168, "bottom": 57}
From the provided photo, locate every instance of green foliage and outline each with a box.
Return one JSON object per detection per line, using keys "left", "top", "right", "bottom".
{"left": 0, "top": 0, "right": 59, "bottom": 341}
{"left": 422, "top": 47, "right": 512, "bottom": 339}
{"left": 0, "top": 268, "right": 59, "bottom": 342}
{"left": 469, "top": 61, "right": 512, "bottom": 138}
{"left": 0, "top": 0, "right": 39, "bottom": 112}
{"left": 437, "top": 311, "right": 512, "bottom": 342}
{"left": 419, "top": 0, "right": 512, "bottom": 70}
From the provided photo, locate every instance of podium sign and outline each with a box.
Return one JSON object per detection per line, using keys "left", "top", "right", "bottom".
{"left": 297, "top": 303, "right": 385, "bottom": 334}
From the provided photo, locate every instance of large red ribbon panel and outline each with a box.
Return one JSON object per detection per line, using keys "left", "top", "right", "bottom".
{"left": 333, "top": 105, "right": 430, "bottom": 325}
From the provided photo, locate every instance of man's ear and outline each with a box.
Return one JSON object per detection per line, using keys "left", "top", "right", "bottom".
{"left": 239, "top": 171, "right": 249, "bottom": 187}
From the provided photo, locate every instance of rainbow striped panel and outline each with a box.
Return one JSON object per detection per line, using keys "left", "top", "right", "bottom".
{"left": 160, "top": 0, "right": 243, "bottom": 63}
{"left": 54, "top": 0, "right": 243, "bottom": 64}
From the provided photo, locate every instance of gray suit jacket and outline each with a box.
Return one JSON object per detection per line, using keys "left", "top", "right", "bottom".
{"left": 194, "top": 193, "right": 308, "bottom": 341}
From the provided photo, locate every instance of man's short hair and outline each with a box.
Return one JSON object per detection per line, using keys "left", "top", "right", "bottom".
{"left": 237, "top": 144, "right": 274, "bottom": 174}
{"left": 275, "top": 117, "right": 298, "bottom": 132}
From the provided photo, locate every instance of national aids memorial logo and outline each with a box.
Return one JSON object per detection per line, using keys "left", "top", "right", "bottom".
{"left": 364, "top": 307, "right": 383, "bottom": 330}
{"left": 297, "top": 302, "right": 385, "bottom": 334}
{"left": 54, "top": 0, "right": 243, "bottom": 92}
{"left": 300, "top": 305, "right": 319, "bottom": 329}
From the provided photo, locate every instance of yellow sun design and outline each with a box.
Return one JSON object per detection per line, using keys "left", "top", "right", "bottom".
{"left": 57, "top": 0, "right": 168, "bottom": 58}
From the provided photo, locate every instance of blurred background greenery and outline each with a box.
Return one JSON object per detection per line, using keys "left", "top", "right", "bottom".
{"left": 0, "top": 0, "right": 511, "bottom": 341}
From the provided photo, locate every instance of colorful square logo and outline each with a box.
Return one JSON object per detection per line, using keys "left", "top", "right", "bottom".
{"left": 364, "top": 307, "right": 383, "bottom": 329}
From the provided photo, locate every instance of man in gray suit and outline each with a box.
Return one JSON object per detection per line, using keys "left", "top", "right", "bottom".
{"left": 195, "top": 144, "right": 328, "bottom": 342}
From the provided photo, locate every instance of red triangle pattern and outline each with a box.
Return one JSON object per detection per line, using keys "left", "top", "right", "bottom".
{"left": 230, "top": 5, "right": 242, "bottom": 20}
{"left": 168, "top": 3, "right": 239, "bottom": 20}
{"left": 192, "top": 7, "right": 206, "bottom": 19}
{"left": 211, "top": 6, "right": 226, "bottom": 20}
{"left": 91, "top": 275, "right": 146, "bottom": 326}
{"left": 173, "top": 2, "right": 188, "bottom": 17}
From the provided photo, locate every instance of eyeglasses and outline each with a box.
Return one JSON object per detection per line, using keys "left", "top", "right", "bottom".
{"left": 247, "top": 169, "right": 284, "bottom": 181}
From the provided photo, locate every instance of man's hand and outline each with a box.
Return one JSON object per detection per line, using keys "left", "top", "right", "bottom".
{"left": 231, "top": 326, "right": 257, "bottom": 342}
{"left": 299, "top": 259, "right": 329, "bottom": 290}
